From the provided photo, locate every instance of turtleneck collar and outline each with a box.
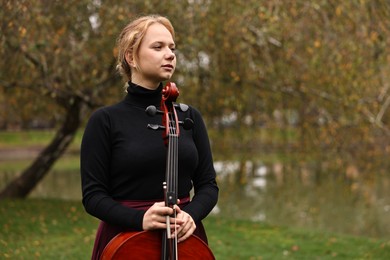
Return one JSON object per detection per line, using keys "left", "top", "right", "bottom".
{"left": 124, "top": 81, "right": 163, "bottom": 108}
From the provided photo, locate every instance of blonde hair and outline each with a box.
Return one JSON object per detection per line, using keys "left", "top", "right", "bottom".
{"left": 116, "top": 15, "right": 175, "bottom": 80}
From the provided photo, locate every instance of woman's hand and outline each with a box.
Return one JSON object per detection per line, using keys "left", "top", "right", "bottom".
{"left": 142, "top": 202, "right": 183, "bottom": 231}
{"left": 174, "top": 205, "right": 196, "bottom": 243}
{"left": 142, "top": 201, "right": 196, "bottom": 243}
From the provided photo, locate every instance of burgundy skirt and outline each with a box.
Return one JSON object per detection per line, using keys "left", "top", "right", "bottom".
{"left": 91, "top": 198, "right": 208, "bottom": 260}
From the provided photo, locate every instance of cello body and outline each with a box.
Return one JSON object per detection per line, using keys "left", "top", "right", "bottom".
{"left": 100, "top": 231, "right": 215, "bottom": 260}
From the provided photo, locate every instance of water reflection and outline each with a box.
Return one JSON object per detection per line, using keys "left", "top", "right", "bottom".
{"left": 31, "top": 170, "right": 82, "bottom": 200}
{"left": 1, "top": 159, "right": 389, "bottom": 238}
{"left": 214, "top": 160, "right": 390, "bottom": 239}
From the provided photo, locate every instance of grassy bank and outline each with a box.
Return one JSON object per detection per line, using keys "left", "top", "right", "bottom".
{"left": 0, "top": 130, "right": 83, "bottom": 149}
{"left": 0, "top": 199, "right": 389, "bottom": 259}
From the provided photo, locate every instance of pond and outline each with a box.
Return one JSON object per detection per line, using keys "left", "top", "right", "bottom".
{"left": 214, "top": 160, "right": 390, "bottom": 239}
{"left": 1, "top": 157, "right": 389, "bottom": 239}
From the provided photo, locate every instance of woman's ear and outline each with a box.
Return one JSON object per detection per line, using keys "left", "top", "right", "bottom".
{"left": 125, "top": 51, "right": 135, "bottom": 68}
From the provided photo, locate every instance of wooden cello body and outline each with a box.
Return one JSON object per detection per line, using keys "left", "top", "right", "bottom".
{"left": 100, "top": 82, "right": 215, "bottom": 260}
{"left": 101, "top": 231, "right": 215, "bottom": 259}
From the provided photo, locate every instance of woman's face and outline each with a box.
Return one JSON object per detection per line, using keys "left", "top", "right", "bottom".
{"left": 130, "top": 23, "right": 176, "bottom": 89}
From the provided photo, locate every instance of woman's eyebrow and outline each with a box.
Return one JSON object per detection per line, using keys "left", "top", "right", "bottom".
{"left": 152, "top": 40, "right": 175, "bottom": 46}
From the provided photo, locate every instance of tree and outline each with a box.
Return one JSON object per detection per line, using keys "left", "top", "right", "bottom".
{"left": 0, "top": 0, "right": 121, "bottom": 198}
{"left": 0, "top": 0, "right": 205, "bottom": 198}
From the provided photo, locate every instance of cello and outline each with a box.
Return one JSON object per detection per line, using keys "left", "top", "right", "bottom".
{"left": 100, "top": 82, "right": 215, "bottom": 260}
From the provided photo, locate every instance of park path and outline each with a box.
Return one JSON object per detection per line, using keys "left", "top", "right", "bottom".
{"left": 0, "top": 147, "right": 42, "bottom": 161}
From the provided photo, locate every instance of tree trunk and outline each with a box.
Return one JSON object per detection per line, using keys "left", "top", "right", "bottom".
{"left": 0, "top": 98, "right": 83, "bottom": 199}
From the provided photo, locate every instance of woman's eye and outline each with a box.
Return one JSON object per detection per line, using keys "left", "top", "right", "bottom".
{"left": 152, "top": 45, "right": 162, "bottom": 50}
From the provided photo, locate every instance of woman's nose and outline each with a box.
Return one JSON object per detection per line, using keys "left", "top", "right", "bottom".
{"left": 165, "top": 48, "right": 175, "bottom": 60}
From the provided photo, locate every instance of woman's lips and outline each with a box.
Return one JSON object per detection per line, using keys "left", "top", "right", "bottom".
{"left": 162, "top": 64, "right": 174, "bottom": 70}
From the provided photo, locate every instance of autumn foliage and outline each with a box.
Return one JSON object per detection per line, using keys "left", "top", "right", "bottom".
{"left": 0, "top": 0, "right": 389, "bottom": 196}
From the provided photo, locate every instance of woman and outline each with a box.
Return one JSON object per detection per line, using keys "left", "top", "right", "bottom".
{"left": 80, "top": 15, "right": 219, "bottom": 259}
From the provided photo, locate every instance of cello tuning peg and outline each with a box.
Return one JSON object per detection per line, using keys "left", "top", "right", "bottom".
{"left": 147, "top": 124, "right": 165, "bottom": 131}
{"left": 179, "top": 118, "right": 194, "bottom": 130}
{"left": 145, "top": 105, "right": 163, "bottom": 116}
{"left": 174, "top": 103, "right": 189, "bottom": 112}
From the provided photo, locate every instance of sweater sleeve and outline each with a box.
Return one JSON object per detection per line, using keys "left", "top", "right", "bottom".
{"left": 80, "top": 108, "right": 145, "bottom": 230}
{"left": 182, "top": 107, "right": 219, "bottom": 222}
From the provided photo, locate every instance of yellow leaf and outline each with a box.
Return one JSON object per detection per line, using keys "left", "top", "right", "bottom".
{"left": 335, "top": 6, "right": 342, "bottom": 16}
{"left": 19, "top": 26, "right": 27, "bottom": 37}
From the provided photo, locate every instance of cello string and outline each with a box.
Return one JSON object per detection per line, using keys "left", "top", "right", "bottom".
{"left": 168, "top": 106, "right": 179, "bottom": 259}
{"left": 173, "top": 111, "right": 179, "bottom": 259}
{"left": 167, "top": 110, "right": 176, "bottom": 242}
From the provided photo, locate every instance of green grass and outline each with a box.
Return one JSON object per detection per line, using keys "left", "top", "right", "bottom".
{"left": 0, "top": 199, "right": 97, "bottom": 259}
{"left": 0, "top": 130, "right": 83, "bottom": 149}
{"left": 205, "top": 218, "right": 390, "bottom": 259}
{"left": 0, "top": 156, "right": 79, "bottom": 171}
{"left": 0, "top": 199, "right": 389, "bottom": 259}
{"left": 0, "top": 130, "right": 56, "bottom": 148}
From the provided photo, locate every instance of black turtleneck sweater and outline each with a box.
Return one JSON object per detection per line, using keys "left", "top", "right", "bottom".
{"left": 80, "top": 82, "right": 219, "bottom": 230}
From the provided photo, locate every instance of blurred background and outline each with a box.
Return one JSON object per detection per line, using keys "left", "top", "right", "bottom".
{"left": 1, "top": 0, "right": 389, "bottom": 239}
